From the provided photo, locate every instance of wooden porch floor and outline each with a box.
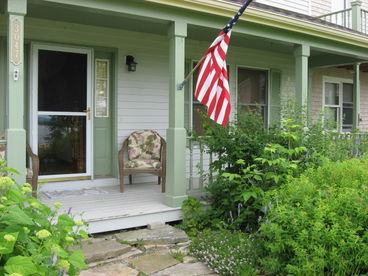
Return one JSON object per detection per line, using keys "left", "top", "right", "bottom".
{"left": 40, "top": 183, "right": 182, "bottom": 234}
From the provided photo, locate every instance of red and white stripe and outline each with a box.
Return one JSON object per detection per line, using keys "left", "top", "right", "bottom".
{"left": 195, "top": 30, "right": 232, "bottom": 126}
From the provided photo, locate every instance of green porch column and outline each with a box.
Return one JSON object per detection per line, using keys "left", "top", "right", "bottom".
{"left": 6, "top": 0, "right": 27, "bottom": 184}
{"left": 353, "top": 63, "right": 361, "bottom": 130}
{"left": 294, "top": 44, "right": 310, "bottom": 108}
{"left": 164, "top": 21, "right": 188, "bottom": 207}
{"left": 351, "top": 1, "right": 362, "bottom": 32}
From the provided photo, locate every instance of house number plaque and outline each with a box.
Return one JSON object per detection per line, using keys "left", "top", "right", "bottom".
{"left": 10, "top": 18, "right": 22, "bottom": 66}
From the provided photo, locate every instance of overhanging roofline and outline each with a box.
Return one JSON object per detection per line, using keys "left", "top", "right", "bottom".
{"left": 145, "top": 0, "right": 368, "bottom": 49}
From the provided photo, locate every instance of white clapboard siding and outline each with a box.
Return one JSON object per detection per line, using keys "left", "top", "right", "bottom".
{"left": 255, "top": 0, "right": 310, "bottom": 15}
{"left": 310, "top": 0, "right": 331, "bottom": 16}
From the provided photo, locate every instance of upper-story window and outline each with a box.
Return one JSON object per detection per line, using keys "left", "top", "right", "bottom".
{"left": 237, "top": 67, "right": 268, "bottom": 125}
{"left": 323, "top": 77, "right": 353, "bottom": 132}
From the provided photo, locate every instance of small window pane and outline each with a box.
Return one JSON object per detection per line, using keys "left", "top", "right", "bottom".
{"left": 193, "top": 104, "right": 207, "bottom": 136}
{"left": 324, "top": 107, "right": 339, "bottom": 129}
{"left": 238, "top": 68, "right": 267, "bottom": 105}
{"left": 343, "top": 107, "right": 353, "bottom": 125}
{"left": 325, "top": 83, "right": 339, "bottom": 105}
{"left": 239, "top": 105, "right": 266, "bottom": 122}
{"left": 96, "top": 61, "right": 108, "bottom": 79}
{"left": 343, "top": 83, "right": 353, "bottom": 103}
{"left": 95, "top": 59, "right": 109, "bottom": 117}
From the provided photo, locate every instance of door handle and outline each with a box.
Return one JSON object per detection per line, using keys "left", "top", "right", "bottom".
{"left": 84, "top": 107, "right": 91, "bottom": 120}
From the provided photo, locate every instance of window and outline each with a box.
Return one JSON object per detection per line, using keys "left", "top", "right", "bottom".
{"left": 323, "top": 78, "right": 353, "bottom": 132}
{"left": 95, "top": 59, "right": 109, "bottom": 117}
{"left": 237, "top": 67, "right": 268, "bottom": 124}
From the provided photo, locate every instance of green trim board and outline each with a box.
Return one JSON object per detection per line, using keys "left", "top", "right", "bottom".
{"left": 93, "top": 51, "right": 114, "bottom": 177}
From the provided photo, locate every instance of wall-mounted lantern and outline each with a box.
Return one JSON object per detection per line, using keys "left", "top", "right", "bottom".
{"left": 126, "top": 55, "right": 137, "bottom": 72}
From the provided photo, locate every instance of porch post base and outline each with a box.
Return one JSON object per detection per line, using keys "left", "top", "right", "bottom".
{"left": 164, "top": 194, "right": 188, "bottom": 208}
{"left": 6, "top": 128, "right": 26, "bottom": 184}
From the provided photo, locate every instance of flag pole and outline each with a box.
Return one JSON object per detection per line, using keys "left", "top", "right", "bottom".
{"left": 177, "top": 0, "right": 253, "bottom": 90}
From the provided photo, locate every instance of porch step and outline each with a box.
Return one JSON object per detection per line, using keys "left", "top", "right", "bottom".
{"left": 114, "top": 224, "right": 188, "bottom": 245}
{"left": 79, "top": 224, "right": 217, "bottom": 275}
{"left": 77, "top": 238, "right": 132, "bottom": 263}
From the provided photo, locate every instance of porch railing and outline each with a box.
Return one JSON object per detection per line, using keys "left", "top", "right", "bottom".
{"left": 186, "top": 137, "right": 213, "bottom": 196}
{"left": 335, "top": 132, "right": 368, "bottom": 157}
{"left": 361, "top": 9, "right": 368, "bottom": 34}
{"left": 316, "top": 1, "right": 368, "bottom": 34}
{"left": 316, "top": 8, "right": 352, "bottom": 29}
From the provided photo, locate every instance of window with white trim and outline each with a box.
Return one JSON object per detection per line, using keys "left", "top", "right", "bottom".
{"left": 237, "top": 67, "right": 268, "bottom": 124}
{"left": 323, "top": 78, "right": 353, "bottom": 132}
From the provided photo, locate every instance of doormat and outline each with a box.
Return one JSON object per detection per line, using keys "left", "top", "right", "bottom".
{"left": 42, "top": 187, "right": 108, "bottom": 199}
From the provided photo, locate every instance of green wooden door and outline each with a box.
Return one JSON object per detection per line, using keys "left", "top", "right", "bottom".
{"left": 93, "top": 51, "right": 113, "bottom": 177}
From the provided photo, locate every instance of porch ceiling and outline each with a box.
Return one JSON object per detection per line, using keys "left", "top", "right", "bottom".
{"left": 188, "top": 24, "right": 295, "bottom": 55}
{"left": 27, "top": 0, "right": 169, "bottom": 36}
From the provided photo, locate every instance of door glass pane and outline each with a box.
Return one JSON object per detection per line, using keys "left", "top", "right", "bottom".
{"left": 38, "top": 115, "right": 86, "bottom": 175}
{"left": 238, "top": 68, "right": 267, "bottom": 105}
{"left": 325, "top": 83, "right": 339, "bottom": 105}
{"left": 38, "top": 50, "right": 87, "bottom": 112}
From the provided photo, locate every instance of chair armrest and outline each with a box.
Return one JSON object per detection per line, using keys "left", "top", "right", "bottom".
{"left": 26, "top": 144, "right": 39, "bottom": 194}
{"left": 118, "top": 138, "right": 129, "bottom": 168}
{"left": 160, "top": 137, "right": 167, "bottom": 171}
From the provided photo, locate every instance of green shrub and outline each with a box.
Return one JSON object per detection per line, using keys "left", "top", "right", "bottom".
{"left": 190, "top": 229, "right": 258, "bottom": 275}
{"left": 0, "top": 173, "right": 88, "bottom": 275}
{"left": 195, "top": 110, "right": 271, "bottom": 174}
{"left": 258, "top": 158, "right": 368, "bottom": 275}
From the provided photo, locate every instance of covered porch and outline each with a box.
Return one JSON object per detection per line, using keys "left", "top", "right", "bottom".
{"left": 1, "top": 0, "right": 368, "bottom": 232}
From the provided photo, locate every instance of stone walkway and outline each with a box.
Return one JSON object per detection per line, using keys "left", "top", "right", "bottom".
{"left": 78, "top": 223, "right": 217, "bottom": 276}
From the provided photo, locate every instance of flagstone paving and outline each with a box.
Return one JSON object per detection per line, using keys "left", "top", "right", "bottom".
{"left": 79, "top": 224, "right": 217, "bottom": 276}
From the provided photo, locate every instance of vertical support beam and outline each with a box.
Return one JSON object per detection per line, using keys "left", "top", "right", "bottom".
{"left": 353, "top": 63, "right": 361, "bottom": 130}
{"left": 294, "top": 44, "right": 310, "bottom": 109}
{"left": 164, "top": 21, "right": 188, "bottom": 207}
{"left": 351, "top": 1, "right": 362, "bottom": 32}
{"left": 6, "top": 0, "right": 27, "bottom": 183}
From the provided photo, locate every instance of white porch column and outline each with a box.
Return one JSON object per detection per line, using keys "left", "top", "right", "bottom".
{"left": 353, "top": 63, "right": 361, "bottom": 130}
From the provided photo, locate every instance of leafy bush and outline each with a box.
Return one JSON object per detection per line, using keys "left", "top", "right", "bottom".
{"left": 195, "top": 110, "right": 271, "bottom": 174}
{"left": 258, "top": 158, "right": 368, "bottom": 275}
{"left": 0, "top": 171, "right": 88, "bottom": 275}
{"left": 190, "top": 229, "right": 258, "bottom": 275}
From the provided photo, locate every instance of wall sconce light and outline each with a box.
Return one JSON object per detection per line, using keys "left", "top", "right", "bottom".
{"left": 126, "top": 55, "right": 137, "bottom": 72}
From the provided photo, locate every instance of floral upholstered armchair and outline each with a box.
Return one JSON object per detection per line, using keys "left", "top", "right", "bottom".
{"left": 118, "top": 130, "right": 166, "bottom": 193}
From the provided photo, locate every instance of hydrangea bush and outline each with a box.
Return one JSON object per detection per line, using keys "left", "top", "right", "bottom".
{"left": 0, "top": 161, "right": 87, "bottom": 275}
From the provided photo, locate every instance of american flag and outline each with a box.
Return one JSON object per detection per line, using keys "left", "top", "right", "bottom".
{"left": 194, "top": 0, "right": 253, "bottom": 126}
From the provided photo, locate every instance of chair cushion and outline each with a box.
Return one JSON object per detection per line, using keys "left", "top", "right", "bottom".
{"left": 127, "top": 130, "right": 161, "bottom": 160}
{"left": 124, "top": 159, "right": 162, "bottom": 169}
